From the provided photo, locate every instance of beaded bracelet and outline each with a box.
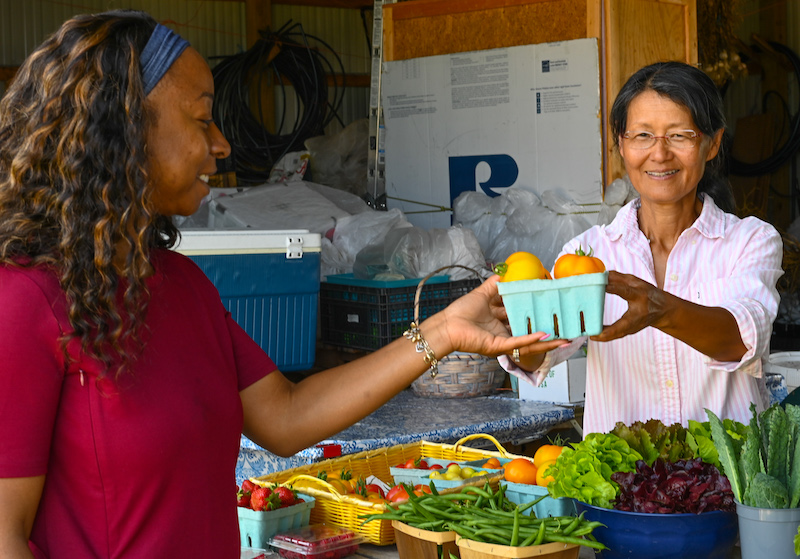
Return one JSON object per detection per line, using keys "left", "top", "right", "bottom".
{"left": 403, "top": 321, "right": 439, "bottom": 378}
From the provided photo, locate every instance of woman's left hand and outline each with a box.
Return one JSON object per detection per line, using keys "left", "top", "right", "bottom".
{"left": 438, "top": 275, "right": 568, "bottom": 356}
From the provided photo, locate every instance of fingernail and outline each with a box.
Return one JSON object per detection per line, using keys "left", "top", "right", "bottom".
{"left": 541, "top": 334, "right": 550, "bottom": 340}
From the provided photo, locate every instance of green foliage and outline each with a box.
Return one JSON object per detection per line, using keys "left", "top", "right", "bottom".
{"left": 706, "top": 403, "right": 800, "bottom": 509}
{"left": 547, "top": 433, "right": 642, "bottom": 509}
{"left": 750, "top": 472, "right": 789, "bottom": 509}
{"left": 611, "top": 419, "right": 696, "bottom": 466}
{"left": 706, "top": 409, "right": 745, "bottom": 503}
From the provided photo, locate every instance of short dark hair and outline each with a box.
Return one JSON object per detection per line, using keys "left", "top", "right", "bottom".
{"left": 610, "top": 61, "right": 735, "bottom": 214}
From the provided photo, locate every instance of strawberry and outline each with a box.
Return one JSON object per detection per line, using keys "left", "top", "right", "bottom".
{"left": 273, "top": 485, "right": 297, "bottom": 508}
{"left": 249, "top": 486, "right": 273, "bottom": 511}
{"left": 241, "top": 479, "right": 257, "bottom": 494}
{"left": 236, "top": 489, "right": 251, "bottom": 508}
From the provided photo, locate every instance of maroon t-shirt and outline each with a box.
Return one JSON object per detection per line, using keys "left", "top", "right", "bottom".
{"left": 0, "top": 249, "right": 276, "bottom": 558}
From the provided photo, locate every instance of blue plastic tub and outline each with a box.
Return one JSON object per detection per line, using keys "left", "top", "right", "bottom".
{"left": 574, "top": 500, "right": 738, "bottom": 559}
{"left": 497, "top": 272, "right": 608, "bottom": 339}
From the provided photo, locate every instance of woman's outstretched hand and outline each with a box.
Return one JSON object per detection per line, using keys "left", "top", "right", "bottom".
{"left": 438, "top": 275, "right": 569, "bottom": 357}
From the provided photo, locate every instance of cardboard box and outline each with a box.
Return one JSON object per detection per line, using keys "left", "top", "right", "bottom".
{"left": 174, "top": 230, "right": 321, "bottom": 371}
{"left": 517, "top": 356, "right": 586, "bottom": 404}
{"left": 381, "top": 38, "right": 602, "bottom": 230}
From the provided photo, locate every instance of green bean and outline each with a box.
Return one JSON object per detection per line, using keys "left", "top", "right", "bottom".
{"left": 523, "top": 520, "right": 545, "bottom": 546}
{"left": 510, "top": 508, "right": 520, "bottom": 547}
{"left": 562, "top": 512, "right": 585, "bottom": 536}
{"left": 544, "top": 533, "right": 607, "bottom": 550}
{"left": 461, "top": 485, "right": 493, "bottom": 499}
{"left": 414, "top": 519, "right": 447, "bottom": 530}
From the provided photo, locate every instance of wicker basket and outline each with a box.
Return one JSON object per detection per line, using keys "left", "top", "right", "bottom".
{"left": 408, "top": 266, "right": 507, "bottom": 398}
{"left": 412, "top": 351, "right": 506, "bottom": 398}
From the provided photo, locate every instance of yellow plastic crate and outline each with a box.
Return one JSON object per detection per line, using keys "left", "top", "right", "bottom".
{"left": 251, "top": 434, "right": 524, "bottom": 545}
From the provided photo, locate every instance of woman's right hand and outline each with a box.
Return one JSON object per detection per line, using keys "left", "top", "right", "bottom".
{"left": 0, "top": 475, "right": 44, "bottom": 558}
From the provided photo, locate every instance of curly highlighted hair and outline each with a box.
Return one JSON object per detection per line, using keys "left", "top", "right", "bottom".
{"left": 0, "top": 10, "right": 179, "bottom": 377}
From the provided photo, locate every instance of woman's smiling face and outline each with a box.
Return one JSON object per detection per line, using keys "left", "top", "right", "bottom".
{"left": 619, "top": 89, "right": 722, "bottom": 207}
{"left": 144, "top": 47, "right": 231, "bottom": 217}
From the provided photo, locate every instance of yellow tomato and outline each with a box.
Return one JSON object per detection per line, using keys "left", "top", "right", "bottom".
{"left": 532, "top": 444, "right": 564, "bottom": 468}
{"left": 494, "top": 251, "right": 550, "bottom": 282}
{"left": 535, "top": 460, "right": 557, "bottom": 487}
{"left": 326, "top": 478, "right": 351, "bottom": 494}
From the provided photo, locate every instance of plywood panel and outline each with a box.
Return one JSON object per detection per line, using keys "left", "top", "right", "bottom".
{"left": 383, "top": 0, "right": 601, "bottom": 62}
{"left": 604, "top": 0, "right": 697, "bottom": 183}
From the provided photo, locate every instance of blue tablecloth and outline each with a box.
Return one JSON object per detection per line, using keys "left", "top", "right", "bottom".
{"left": 235, "top": 374, "right": 789, "bottom": 485}
{"left": 236, "top": 389, "right": 575, "bottom": 484}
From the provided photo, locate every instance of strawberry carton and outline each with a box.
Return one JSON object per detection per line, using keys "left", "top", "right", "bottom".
{"left": 268, "top": 524, "right": 365, "bottom": 559}
{"left": 238, "top": 481, "right": 316, "bottom": 550}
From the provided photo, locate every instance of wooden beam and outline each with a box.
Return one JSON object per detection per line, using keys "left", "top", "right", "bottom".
{"left": 219, "top": 0, "right": 372, "bottom": 6}
{"left": 245, "top": 0, "right": 271, "bottom": 48}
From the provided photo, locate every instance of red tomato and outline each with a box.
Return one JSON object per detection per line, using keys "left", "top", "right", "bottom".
{"left": 386, "top": 485, "right": 410, "bottom": 503}
{"left": 403, "top": 459, "right": 416, "bottom": 469}
{"left": 414, "top": 484, "right": 432, "bottom": 494}
{"left": 417, "top": 459, "right": 429, "bottom": 470}
{"left": 394, "top": 463, "right": 407, "bottom": 469}
{"left": 365, "top": 483, "right": 386, "bottom": 498}
{"left": 429, "top": 464, "right": 443, "bottom": 470}
{"left": 447, "top": 462, "right": 459, "bottom": 469}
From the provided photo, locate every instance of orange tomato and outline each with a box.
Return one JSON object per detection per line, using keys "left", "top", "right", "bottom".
{"left": 482, "top": 457, "right": 502, "bottom": 469}
{"left": 494, "top": 251, "right": 550, "bottom": 282}
{"left": 532, "top": 444, "right": 564, "bottom": 468}
{"left": 553, "top": 245, "right": 605, "bottom": 279}
{"left": 535, "top": 460, "right": 557, "bottom": 487}
{"left": 503, "top": 458, "right": 538, "bottom": 485}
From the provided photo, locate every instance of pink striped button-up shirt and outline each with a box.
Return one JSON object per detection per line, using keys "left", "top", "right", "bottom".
{"left": 503, "top": 194, "right": 783, "bottom": 435}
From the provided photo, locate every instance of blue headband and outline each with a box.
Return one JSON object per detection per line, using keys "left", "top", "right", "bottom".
{"left": 140, "top": 23, "right": 189, "bottom": 96}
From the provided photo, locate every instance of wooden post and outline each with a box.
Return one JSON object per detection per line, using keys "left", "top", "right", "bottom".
{"left": 245, "top": 0, "right": 276, "bottom": 135}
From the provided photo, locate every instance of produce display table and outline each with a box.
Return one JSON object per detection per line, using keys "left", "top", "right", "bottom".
{"left": 238, "top": 374, "right": 788, "bottom": 485}
{"left": 237, "top": 389, "right": 576, "bottom": 484}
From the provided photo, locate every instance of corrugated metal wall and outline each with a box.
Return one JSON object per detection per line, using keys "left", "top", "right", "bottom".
{"left": 0, "top": 0, "right": 370, "bottom": 132}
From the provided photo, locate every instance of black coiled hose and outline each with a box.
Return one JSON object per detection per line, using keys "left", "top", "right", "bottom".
{"left": 211, "top": 21, "right": 346, "bottom": 185}
{"left": 730, "top": 41, "right": 800, "bottom": 178}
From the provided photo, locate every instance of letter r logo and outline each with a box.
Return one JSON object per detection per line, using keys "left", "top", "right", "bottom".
{"left": 448, "top": 154, "right": 519, "bottom": 202}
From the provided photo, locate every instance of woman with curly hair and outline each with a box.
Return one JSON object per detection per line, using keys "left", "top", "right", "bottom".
{"left": 0, "top": 10, "right": 564, "bottom": 558}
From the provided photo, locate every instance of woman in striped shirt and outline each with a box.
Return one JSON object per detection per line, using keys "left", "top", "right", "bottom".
{"left": 506, "top": 61, "right": 783, "bottom": 435}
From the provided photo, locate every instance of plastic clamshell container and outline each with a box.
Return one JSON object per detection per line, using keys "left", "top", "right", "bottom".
{"left": 240, "top": 548, "right": 278, "bottom": 559}
{"left": 497, "top": 272, "right": 608, "bottom": 339}
{"left": 174, "top": 229, "right": 321, "bottom": 371}
{"left": 268, "top": 524, "right": 364, "bottom": 559}
{"left": 238, "top": 494, "right": 316, "bottom": 550}
{"left": 392, "top": 520, "right": 459, "bottom": 559}
{"left": 455, "top": 536, "right": 579, "bottom": 559}
{"left": 500, "top": 481, "right": 576, "bottom": 518}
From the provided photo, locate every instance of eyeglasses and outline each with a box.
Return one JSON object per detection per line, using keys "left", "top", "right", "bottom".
{"left": 622, "top": 130, "right": 703, "bottom": 150}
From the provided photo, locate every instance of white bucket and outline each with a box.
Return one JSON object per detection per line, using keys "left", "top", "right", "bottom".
{"left": 766, "top": 351, "right": 800, "bottom": 391}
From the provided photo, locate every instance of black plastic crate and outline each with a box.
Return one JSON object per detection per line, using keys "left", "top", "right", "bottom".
{"left": 320, "top": 274, "right": 482, "bottom": 351}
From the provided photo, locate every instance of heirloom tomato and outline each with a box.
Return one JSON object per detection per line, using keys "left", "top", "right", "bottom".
{"left": 553, "top": 245, "right": 605, "bottom": 278}
{"left": 493, "top": 251, "right": 551, "bottom": 282}
{"left": 532, "top": 444, "right": 564, "bottom": 468}
{"left": 503, "top": 458, "right": 538, "bottom": 485}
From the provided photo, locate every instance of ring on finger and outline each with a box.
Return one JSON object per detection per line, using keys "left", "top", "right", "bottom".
{"left": 512, "top": 348, "right": 521, "bottom": 362}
